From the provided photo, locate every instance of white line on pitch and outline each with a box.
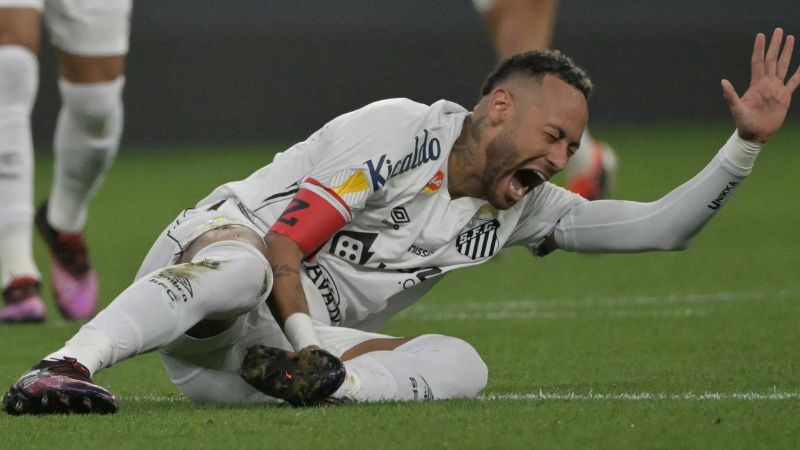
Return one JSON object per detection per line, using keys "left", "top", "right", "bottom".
{"left": 479, "top": 391, "right": 800, "bottom": 401}
{"left": 396, "top": 289, "right": 796, "bottom": 321}
{"left": 121, "top": 390, "right": 800, "bottom": 403}
{"left": 411, "top": 289, "right": 797, "bottom": 312}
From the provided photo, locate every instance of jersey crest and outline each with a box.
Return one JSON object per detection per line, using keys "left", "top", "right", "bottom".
{"left": 456, "top": 218, "right": 500, "bottom": 260}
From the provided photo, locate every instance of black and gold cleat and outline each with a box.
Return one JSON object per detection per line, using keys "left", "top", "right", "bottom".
{"left": 240, "top": 345, "right": 346, "bottom": 406}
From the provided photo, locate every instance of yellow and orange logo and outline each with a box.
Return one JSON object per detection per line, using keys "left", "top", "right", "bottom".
{"left": 424, "top": 170, "right": 444, "bottom": 194}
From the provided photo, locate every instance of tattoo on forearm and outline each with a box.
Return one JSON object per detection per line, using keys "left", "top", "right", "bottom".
{"left": 273, "top": 264, "right": 300, "bottom": 278}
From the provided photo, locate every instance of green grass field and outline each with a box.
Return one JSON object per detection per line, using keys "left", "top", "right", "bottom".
{"left": 1, "top": 123, "right": 799, "bottom": 449}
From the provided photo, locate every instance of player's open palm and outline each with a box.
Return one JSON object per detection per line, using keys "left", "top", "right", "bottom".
{"left": 722, "top": 28, "right": 800, "bottom": 144}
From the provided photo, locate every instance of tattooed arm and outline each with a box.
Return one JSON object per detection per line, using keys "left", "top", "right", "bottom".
{"left": 263, "top": 231, "right": 321, "bottom": 350}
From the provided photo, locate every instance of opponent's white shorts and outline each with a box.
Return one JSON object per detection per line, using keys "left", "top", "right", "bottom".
{"left": 137, "top": 198, "right": 395, "bottom": 404}
{"left": 0, "top": 0, "right": 131, "bottom": 56}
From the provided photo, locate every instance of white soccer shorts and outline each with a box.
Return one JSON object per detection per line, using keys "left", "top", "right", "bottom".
{"left": 0, "top": 0, "right": 131, "bottom": 56}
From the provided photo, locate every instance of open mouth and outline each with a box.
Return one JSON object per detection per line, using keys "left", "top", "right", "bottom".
{"left": 507, "top": 168, "right": 546, "bottom": 202}
{"left": 514, "top": 168, "right": 546, "bottom": 190}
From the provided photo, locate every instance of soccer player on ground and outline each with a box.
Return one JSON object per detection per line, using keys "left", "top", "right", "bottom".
{"left": 3, "top": 29, "right": 798, "bottom": 414}
{"left": 474, "top": 0, "right": 616, "bottom": 200}
{"left": 0, "top": 1, "right": 131, "bottom": 323}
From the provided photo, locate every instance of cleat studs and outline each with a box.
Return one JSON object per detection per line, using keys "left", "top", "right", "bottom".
{"left": 15, "top": 399, "right": 24, "bottom": 412}
{"left": 82, "top": 396, "right": 93, "bottom": 410}
{"left": 59, "top": 393, "right": 70, "bottom": 405}
{"left": 41, "top": 395, "right": 49, "bottom": 407}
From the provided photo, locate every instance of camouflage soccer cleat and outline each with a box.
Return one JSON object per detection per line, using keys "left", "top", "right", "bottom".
{"left": 0, "top": 277, "right": 45, "bottom": 323}
{"left": 35, "top": 201, "right": 98, "bottom": 320}
{"left": 2, "top": 357, "right": 118, "bottom": 415}
{"left": 240, "top": 345, "right": 346, "bottom": 406}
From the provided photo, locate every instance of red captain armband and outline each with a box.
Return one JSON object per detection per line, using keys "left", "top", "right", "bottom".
{"left": 269, "top": 178, "right": 352, "bottom": 257}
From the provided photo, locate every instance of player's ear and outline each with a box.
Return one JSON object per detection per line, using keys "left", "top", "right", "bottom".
{"left": 487, "top": 88, "right": 512, "bottom": 125}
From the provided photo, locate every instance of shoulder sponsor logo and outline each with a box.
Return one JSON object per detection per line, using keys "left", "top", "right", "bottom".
{"left": 424, "top": 170, "right": 445, "bottom": 194}
{"left": 365, "top": 129, "right": 442, "bottom": 191}
{"left": 456, "top": 218, "right": 500, "bottom": 260}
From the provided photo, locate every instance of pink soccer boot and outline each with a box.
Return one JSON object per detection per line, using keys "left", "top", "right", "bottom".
{"left": 35, "top": 202, "right": 98, "bottom": 320}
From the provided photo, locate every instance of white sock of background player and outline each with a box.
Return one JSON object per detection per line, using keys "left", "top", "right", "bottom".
{"left": 0, "top": 46, "right": 40, "bottom": 286}
{"left": 47, "top": 77, "right": 125, "bottom": 233}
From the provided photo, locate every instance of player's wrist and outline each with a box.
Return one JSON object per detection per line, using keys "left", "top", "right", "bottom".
{"left": 284, "top": 312, "right": 321, "bottom": 351}
{"left": 724, "top": 129, "right": 763, "bottom": 170}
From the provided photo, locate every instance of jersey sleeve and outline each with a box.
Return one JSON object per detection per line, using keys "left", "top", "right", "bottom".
{"left": 504, "top": 182, "right": 586, "bottom": 255}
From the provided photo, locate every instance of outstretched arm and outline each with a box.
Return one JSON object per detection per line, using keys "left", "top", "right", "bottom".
{"left": 551, "top": 28, "right": 799, "bottom": 253}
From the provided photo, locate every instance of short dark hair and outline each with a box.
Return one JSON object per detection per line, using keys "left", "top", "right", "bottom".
{"left": 479, "top": 49, "right": 593, "bottom": 100}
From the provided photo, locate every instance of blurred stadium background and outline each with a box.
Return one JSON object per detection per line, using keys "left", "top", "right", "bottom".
{"left": 3, "top": 2, "right": 799, "bottom": 448}
{"left": 28, "top": 0, "right": 800, "bottom": 147}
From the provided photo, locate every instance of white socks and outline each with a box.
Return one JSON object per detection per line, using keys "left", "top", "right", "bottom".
{"left": 336, "top": 334, "right": 488, "bottom": 401}
{"left": 0, "top": 45, "right": 124, "bottom": 286}
{"left": 47, "top": 240, "right": 272, "bottom": 375}
{"left": 48, "top": 77, "right": 124, "bottom": 234}
{"left": 0, "top": 46, "right": 39, "bottom": 286}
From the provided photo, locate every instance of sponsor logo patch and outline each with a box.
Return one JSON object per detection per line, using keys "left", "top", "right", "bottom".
{"left": 707, "top": 181, "right": 739, "bottom": 210}
{"left": 424, "top": 170, "right": 445, "bottom": 194}
{"left": 365, "top": 129, "right": 442, "bottom": 191}
{"left": 390, "top": 207, "right": 410, "bottom": 225}
{"left": 329, "top": 230, "right": 378, "bottom": 265}
{"left": 303, "top": 263, "right": 342, "bottom": 324}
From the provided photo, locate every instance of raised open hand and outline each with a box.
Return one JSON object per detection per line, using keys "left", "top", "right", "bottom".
{"left": 721, "top": 28, "right": 800, "bottom": 144}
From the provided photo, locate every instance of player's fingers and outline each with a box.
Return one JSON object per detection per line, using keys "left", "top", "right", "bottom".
{"left": 764, "top": 28, "right": 783, "bottom": 76}
{"left": 785, "top": 65, "right": 800, "bottom": 93}
{"left": 777, "top": 34, "right": 795, "bottom": 80}
{"left": 721, "top": 79, "right": 741, "bottom": 108}
{"left": 751, "top": 33, "right": 766, "bottom": 80}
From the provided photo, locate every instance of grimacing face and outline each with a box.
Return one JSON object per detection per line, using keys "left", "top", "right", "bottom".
{"left": 482, "top": 75, "right": 588, "bottom": 210}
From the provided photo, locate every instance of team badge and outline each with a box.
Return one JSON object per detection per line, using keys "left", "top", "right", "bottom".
{"left": 456, "top": 218, "right": 500, "bottom": 260}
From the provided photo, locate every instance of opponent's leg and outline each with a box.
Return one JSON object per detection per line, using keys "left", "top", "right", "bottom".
{"left": 0, "top": 8, "right": 44, "bottom": 322}
{"left": 3, "top": 225, "right": 273, "bottom": 414}
{"left": 37, "top": 53, "right": 126, "bottom": 320}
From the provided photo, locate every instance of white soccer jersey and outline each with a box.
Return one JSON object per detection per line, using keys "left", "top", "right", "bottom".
{"left": 199, "top": 98, "right": 584, "bottom": 331}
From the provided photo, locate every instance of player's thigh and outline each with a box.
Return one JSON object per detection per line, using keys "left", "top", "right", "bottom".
{"left": 43, "top": 0, "right": 130, "bottom": 64}
{"left": 135, "top": 201, "right": 267, "bottom": 281}
{"left": 0, "top": 6, "right": 42, "bottom": 52}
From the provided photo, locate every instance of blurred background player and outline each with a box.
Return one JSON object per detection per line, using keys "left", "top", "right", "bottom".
{"left": 474, "top": 0, "right": 616, "bottom": 200}
{"left": 0, "top": 1, "right": 131, "bottom": 322}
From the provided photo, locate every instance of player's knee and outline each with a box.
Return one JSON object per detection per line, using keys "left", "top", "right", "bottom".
{"left": 412, "top": 334, "right": 489, "bottom": 394}
{"left": 0, "top": 45, "right": 38, "bottom": 107}
{"left": 58, "top": 77, "right": 124, "bottom": 138}
{"left": 189, "top": 239, "right": 273, "bottom": 317}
